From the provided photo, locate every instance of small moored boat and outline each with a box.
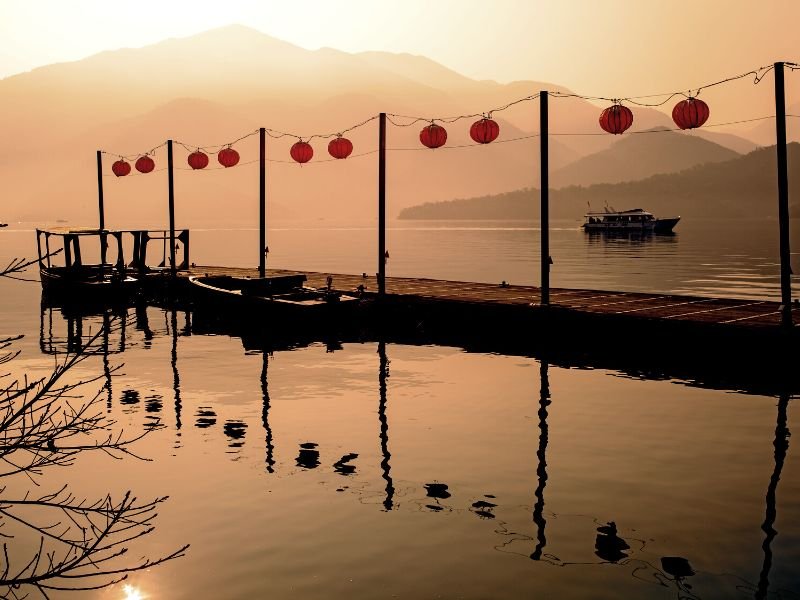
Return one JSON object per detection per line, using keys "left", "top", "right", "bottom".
{"left": 189, "top": 274, "right": 360, "bottom": 323}
{"left": 583, "top": 208, "right": 680, "bottom": 233}
{"left": 36, "top": 228, "right": 139, "bottom": 302}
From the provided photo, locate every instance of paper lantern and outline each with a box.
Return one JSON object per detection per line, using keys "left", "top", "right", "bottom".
{"left": 188, "top": 151, "right": 209, "bottom": 170}
{"left": 218, "top": 147, "right": 240, "bottom": 168}
{"left": 470, "top": 118, "right": 500, "bottom": 144}
{"left": 599, "top": 104, "right": 634, "bottom": 135}
{"left": 290, "top": 141, "right": 314, "bottom": 164}
{"left": 420, "top": 123, "right": 447, "bottom": 148}
{"left": 135, "top": 155, "right": 155, "bottom": 174}
{"left": 328, "top": 136, "right": 353, "bottom": 159}
{"left": 672, "top": 97, "right": 710, "bottom": 130}
{"left": 111, "top": 160, "right": 131, "bottom": 177}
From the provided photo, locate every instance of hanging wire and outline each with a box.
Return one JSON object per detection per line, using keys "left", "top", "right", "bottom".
{"left": 100, "top": 141, "right": 167, "bottom": 161}
{"left": 101, "top": 61, "right": 798, "bottom": 163}
{"left": 387, "top": 93, "right": 541, "bottom": 127}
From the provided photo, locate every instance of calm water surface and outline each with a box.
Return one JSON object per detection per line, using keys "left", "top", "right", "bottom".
{"left": 0, "top": 220, "right": 798, "bottom": 599}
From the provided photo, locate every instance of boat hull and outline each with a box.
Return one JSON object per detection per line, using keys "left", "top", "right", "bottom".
{"left": 189, "top": 275, "right": 361, "bottom": 329}
{"left": 40, "top": 267, "right": 140, "bottom": 304}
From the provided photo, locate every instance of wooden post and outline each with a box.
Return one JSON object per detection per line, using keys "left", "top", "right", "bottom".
{"left": 773, "top": 62, "right": 792, "bottom": 327}
{"left": 167, "top": 139, "right": 176, "bottom": 275}
{"left": 259, "top": 127, "right": 267, "bottom": 278}
{"left": 378, "top": 113, "right": 387, "bottom": 296}
{"left": 540, "top": 91, "right": 550, "bottom": 305}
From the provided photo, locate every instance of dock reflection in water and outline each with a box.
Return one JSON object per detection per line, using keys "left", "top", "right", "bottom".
{"left": 35, "top": 297, "right": 799, "bottom": 599}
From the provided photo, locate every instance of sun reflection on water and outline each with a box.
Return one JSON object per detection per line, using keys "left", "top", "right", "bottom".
{"left": 123, "top": 584, "right": 145, "bottom": 600}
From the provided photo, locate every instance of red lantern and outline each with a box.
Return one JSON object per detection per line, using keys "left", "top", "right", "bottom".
{"left": 328, "top": 136, "right": 353, "bottom": 159}
{"left": 672, "top": 97, "right": 710, "bottom": 130}
{"left": 470, "top": 118, "right": 500, "bottom": 144}
{"left": 112, "top": 159, "right": 131, "bottom": 177}
{"left": 599, "top": 104, "right": 634, "bottom": 135}
{"left": 218, "top": 147, "right": 240, "bottom": 168}
{"left": 135, "top": 155, "right": 155, "bottom": 174}
{"left": 290, "top": 141, "right": 314, "bottom": 164}
{"left": 420, "top": 123, "right": 447, "bottom": 148}
{"left": 188, "top": 150, "right": 209, "bottom": 170}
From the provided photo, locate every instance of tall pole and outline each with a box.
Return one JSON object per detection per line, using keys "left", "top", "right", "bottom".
{"left": 540, "top": 91, "right": 550, "bottom": 305}
{"left": 96, "top": 151, "right": 105, "bottom": 231}
{"left": 96, "top": 150, "right": 107, "bottom": 270}
{"left": 259, "top": 127, "right": 267, "bottom": 278}
{"left": 378, "top": 113, "right": 387, "bottom": 296}
{"left": 773, "top": 62, "right": 792, "bottom": 327}
{"left": 167, "top": 139, "right": 176, "bottom": 275}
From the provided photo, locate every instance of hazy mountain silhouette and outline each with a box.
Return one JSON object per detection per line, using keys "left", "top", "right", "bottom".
{"left": 399, "top": 144, "right": 800, "bottom": 220}
{"left": 551, "top": 128, "right": 741, "bottom": 187}
{"left": 0, "top": 25, "right": 778, "bottom": 225}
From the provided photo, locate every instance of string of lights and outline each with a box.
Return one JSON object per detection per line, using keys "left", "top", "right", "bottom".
{"left": 102, "top": 62, "right": 797, "bottom": 176}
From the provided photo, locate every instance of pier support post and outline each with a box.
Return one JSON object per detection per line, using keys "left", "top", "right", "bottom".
{"left": 378, "top": 112, "right": 387, "bottom": 296}
{"left": 259, "top": 127, "right": 267, "bottom": 278}
{"left": 540, "top": 91, "right": 550, "bottom": 305}
{"left": 773, "top": 62, "right": 793, "bottom": 327}
{"left": 167, "top": 139, "right": 176, "bottom": 275}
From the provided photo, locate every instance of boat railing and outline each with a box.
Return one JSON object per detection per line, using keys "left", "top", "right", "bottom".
{"left": 119, "top": 229, "right": 190, "bottom": 273}
{"left": 36, "top": 228, "right": 190, "bottom": 274}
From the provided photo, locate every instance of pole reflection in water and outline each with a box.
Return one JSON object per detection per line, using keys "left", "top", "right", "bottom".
{"left": 261, "top": 351, "right": 276, "bottom": 473}
{"left": 102, "top": 312, "right": 112, "bottom": 412}
{"left": 755, "top": 392, "right": 791, "bottom": 600}
{"left": 378, "top": 341, "right": 394, "bottom": 511}
{"left": 531, "top": 359, "right": 550, "bottom": 560}
{"left": 170, "top": 309, "right": 183, "bottom": 438}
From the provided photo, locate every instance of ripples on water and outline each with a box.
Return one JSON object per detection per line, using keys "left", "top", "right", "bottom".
{"left": 0, "top": 220, "right": 798, "bottom": 599}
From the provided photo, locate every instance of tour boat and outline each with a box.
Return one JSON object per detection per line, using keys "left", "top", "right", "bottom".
{"left": 189, "top": 274, "right": 360, "bottom": 322}
{"left": 582, "top": 208, "right": 680, "bottom": 233}
{"left": 36, "top": 228, "right": 140, "bottom": 302}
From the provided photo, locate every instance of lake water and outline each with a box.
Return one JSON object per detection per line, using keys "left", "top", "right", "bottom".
{"left": 0, "top": 219, "right": 798, "bottom": 599}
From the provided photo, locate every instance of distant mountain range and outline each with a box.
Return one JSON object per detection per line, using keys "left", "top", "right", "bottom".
{"left": 0, "top": 25, "right": 791, "bottom": 226}
{"left": 399, "top": 144, "right": 800, "bottom": 220}
{"left": 550, "top": 127, "right": 741, "bottom": 187}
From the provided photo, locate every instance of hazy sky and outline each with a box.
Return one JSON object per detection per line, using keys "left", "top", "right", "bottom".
{"left": 1, "top": 0, "right": 798, "bottom": 95}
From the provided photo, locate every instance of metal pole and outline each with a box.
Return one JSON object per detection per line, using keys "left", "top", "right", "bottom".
{"left": 378, "top": 113, "right": 387, "bottom": 296}
{"left": 96, "top": 151, "right": 105, "bottom": 231}
{"left": 774, "top": 62, "right": 792, "bottom": 327}
{"left": 540, "top": 91, "right": 550, "bottom": 305}
{"left": 167, "top": 139, "right": 176, "bottom": 275}
{"left": 96, "top": 150, "right": 107, "bottom": 272}
{"left": 259, "top": 127, "right": 266, "bottom": 278}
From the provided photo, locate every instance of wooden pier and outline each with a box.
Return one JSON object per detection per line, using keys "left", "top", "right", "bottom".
{"left": 178, "top": 265, "right": 798, "bottom": 330}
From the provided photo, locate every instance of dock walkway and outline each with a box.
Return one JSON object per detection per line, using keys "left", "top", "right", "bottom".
{"left": 181, "top": 265, "right": 798, "bottom": 330}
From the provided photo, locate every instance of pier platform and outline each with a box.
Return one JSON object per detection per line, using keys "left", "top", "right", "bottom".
{"left": 179, "top": 265, "right": 798, "bottom": 330}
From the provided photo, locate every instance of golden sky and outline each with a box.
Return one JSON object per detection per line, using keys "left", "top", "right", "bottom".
{"left": 2, "top": 0, "right": 798, "bottom": 95}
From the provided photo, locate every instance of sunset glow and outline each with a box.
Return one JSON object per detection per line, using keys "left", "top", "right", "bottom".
{"left": 122, "top": 585, "right": 144, "bottom": 600}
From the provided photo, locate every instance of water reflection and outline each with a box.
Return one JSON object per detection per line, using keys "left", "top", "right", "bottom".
{"left": 31, "top": 297, "right": 799, "bottom": 598}
{"left": 261, "top": 352, "right": 276, "bottom": 473}
{"left": 297, "top": 442, "right": 320, "bottom": 469}
{"left": 333, "top": 453, "right": 359, "bottom": 476}
{"left": 594, "top": 522, "right": 630, "bottom": 563}
{"left": 378, "top": 341, "right": 394, "bottom": 510}
{"left": 531, "top": 359, "right": 550, "bottom": 561}
{"left": 755, "top": 392, "right": 790, "bottom": 600}
{"left": 224, "top": 420, "right": 248, "bottom": 454}
{"left": 170, "top": 309, "right": 183, "bottom": 435}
